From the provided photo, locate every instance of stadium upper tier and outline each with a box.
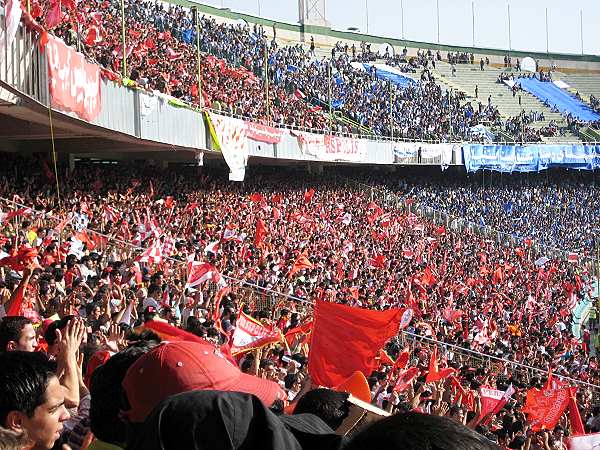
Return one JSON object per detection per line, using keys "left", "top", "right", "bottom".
{"left": 34, "top": 0, "right": 600, "bottom": 144}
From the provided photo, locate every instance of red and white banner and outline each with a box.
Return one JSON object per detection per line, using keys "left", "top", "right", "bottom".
{"left": 207, "top": 112, "right": 248, "bottom": 181}
{"left": 567, "top": 432, "right": 600, "bottom": 449}
{"left": 294, "top": 131, "right": 367, "bottom": 163}
{"left": 186, "top": 260, "right": 223, "bottom": 288}
{"left": 230, "top": 311, "right": 282, "bottom": 355}
{"left": 523, "top": 387, "right": 571, "bottom": 432}
{"left": 246, "top": 122, "right": 285, "bottom": 144}
{"left": 0, "top": 0, "right": 22, "bottom": 64}
{"left": 46, "top": 37, "right": 101, "bottom": 121}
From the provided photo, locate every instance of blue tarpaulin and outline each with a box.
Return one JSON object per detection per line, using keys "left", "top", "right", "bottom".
{"left": 463, "top": 144, "right": 600, "bottom": 172}
{"left": 362, "top": 64, "right": 417, "bottom": 89}
{"left": 518, "top": 78, "right": 600, "bottom": 122}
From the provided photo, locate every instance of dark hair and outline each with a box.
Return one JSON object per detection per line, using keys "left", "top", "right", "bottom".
{"left": 345, "top": 412, "right": 499, "bottom": 450}
{"left": 90, "top": 343, "right": 156, "bottom": 444}
{"left": 0, "top": 352, "right": 56, "bottom": 424}
{"left": 284, "top": 373, "right": 300, "bottom": 390}
{"left": 0, "top": 317, "right": 32, "bottom": 352}
{"left": 293, "top": 388, "right": 350, "bottom": 430}
{"left": 44, "top": 315, "right": 75, "bottom": 347}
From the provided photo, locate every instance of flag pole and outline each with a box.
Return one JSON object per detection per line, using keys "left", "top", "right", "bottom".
{"left": 389, "top": 79, "right": 394, "bottom": 141}
{"left": 193, "top": 7, "right": 202, "bottom": 109}
{"left": 264, "top": 44, "right": 270, "bottom": 123}
{"left": 328, "top": 63, "right": 332, "bottom": 130}
{"left": 120, "top": 0, "right": 127, "bottom": 78}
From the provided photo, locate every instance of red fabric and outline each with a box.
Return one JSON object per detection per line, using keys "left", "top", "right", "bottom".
{"left": 394, "top": 367, "right": 419, "bottom": 392}
{"left": 522, "top": 387, "right": 570, "bottom": 431}
{"left": 369, "top": 254, "right": 386, "bottom": 269}
{"left": 45, "top": 0, "right": 62, "bottom": 29}
{"left": 248, "top": 193, "right": 265, "bottom": 203}
{"left": 46, "top": 37, "right": 101, "bottom": 121}
{"left": 289, "top": 253, "right": 314, "bottom": 277}
{"left": 304, "top": 188, "right": 315, "bottom": 204}
{"left": 425, "top": 346, "right": 455, "bottom": 383}
{"left": 284, "top": 320, "right": 312, "bottom": 347}
{"left": 568, "top": 389, "right": 585, "bottom": 435}
{"left": 308, "top": 300, "right": 402, "bottom": 387}
{"left": 5, "top": 280, "right": 27, "bottom": 316}
{"left": 254, "top": 217, "right": 266, "bottom": 247}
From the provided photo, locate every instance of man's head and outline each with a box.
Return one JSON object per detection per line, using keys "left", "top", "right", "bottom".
{"left": 90, "top": 343, "right": 156, "bottom": 445}
{"left": 293, "top": 388, "right": 350, "bottom": 430}
{"left": 0, "top": 351, "right": 70, "bottom": 450}
{"left": 0, "top": 317, "right": 37, "bottom": 352}
{"left": 345, "top": 411, "right": 498, "bottom": 450}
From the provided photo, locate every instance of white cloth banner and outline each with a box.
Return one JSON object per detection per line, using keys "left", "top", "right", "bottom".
{"left": 394, "top": 143, "right": 453, "bottom": 168}
{"left": 0, "top": 0, "right": 22, "bottom": 64}
{"left": 294, "top": 131, "right": 367, "bottom": 162}
{"left": 553, "top": 80, "right": 570, "bottom": 89}
{"left": 140, "top": 92, "right": 159, "bottom": 118}
{"left": 208, "top": 112, "right": 248, "bottom": 181}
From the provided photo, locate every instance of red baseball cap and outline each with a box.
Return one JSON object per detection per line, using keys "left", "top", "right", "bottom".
{"left": 121, "top": 341, "right": 286, "bottom": 423}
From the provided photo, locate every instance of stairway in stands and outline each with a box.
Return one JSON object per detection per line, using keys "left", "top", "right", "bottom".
{"left": 432, "top": 61, "right": 581, "bottom": 143}
{"left": 560, "top": 73, "right": 600, "bottom": 99}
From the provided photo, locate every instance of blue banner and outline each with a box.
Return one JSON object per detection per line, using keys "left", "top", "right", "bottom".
{"left": 463, "top": 144, "right": 600, "bottom": 172}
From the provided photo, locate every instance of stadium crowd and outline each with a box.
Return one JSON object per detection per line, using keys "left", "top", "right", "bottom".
{"left": 0, "top": 156, "right": 598, "bottom": 449}
{"left": 27, "top": 0, "right": 536, "bottom": 142}
{"left": 396, "top": 170, "right": 600, "bottom": 254}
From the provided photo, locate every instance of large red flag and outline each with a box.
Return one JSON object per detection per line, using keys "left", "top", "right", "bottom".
{"left": 523, "top": 387, "right": 570, "bottom": 431}
{"left": 308, "top": 300, "right": 402, "bottom": 387}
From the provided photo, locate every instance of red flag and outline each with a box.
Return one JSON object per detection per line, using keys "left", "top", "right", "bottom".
{"left": 568, "top": 388, "right": 585, "bottom": 436}
{"left": 254, "top": 218, "right": 267, "bottom": 247}
{"left": 284, "top": 320, "right": 313, "bottom": 347}
{"left": 304, "top": 188, "right": 315, "bottom": 204}
{"left": 1, "top": 208, "right": 31, "bottom": 223}
{"left": 272, "top": 207, "right": 281, "bottom": 220}
{"left": 425, "top": 346, "right": 455, "bottom": 383}
{"left": 522, "top": 387, "right": 570, "bottom": 431}
{"left": 186, "top": 260, "right": 222, "bottom": 288}
{"left": 75, "top": 230, "right": 95, "bottom": 250}
{"left": 308, "top": 300, "right": 402, "bottom": 387}
{"left": 248, "top": 193, "right": 265, "bottom": 203}
{"left": 166, "top": 47, "right": 183, "bottom": 60}
{"left": 394, "top": 367, "right": 419, "bottom": 393}
{"left": 377, "top": 350, "right": 395, "bottom": 366}
{"left": 289, "top": 252, "right": 314, "bottom": 278}
{"left": 45, "top": 0, "right": 62, "bottom": 29}
{"left": 492, "top": 266, "right": 504, "bottom": 285}
{"left": 369, "top": 254, "right": 386, "bottom": 269}
{"left": 231, "top": 311, "right": 283, "bottom": 355}
{"left": 84, "top": 26, "right": 101, "bottom": 46}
